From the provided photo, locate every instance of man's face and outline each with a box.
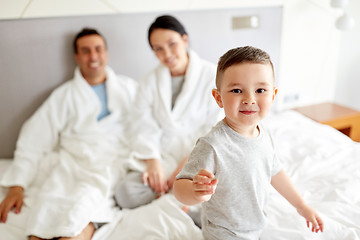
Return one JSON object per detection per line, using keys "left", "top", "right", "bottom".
{"left": 74, "top": 34, "right": 108, "bottom": 84}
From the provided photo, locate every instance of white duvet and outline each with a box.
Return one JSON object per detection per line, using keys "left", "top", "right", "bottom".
{"left": 0, "top": 110, "right": 359, "bottom": 239}
{"left": 262, "top": 110, "right": 360, "bottom": 240}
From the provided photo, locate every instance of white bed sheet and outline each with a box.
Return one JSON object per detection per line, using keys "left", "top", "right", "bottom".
{"left": 262, "top": 110, "right": 360, "bottom": 240}
{"left": 0, "top": 110, "right": 359, "bottom": 239}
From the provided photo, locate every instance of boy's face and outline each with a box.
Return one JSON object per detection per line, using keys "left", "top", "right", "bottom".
{"left": 212, "top": 63, "right": 277, "bottom": 134}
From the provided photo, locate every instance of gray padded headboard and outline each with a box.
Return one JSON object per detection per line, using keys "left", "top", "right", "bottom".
{"left": 0, "top": 7, "right": 282, "bottom": 158}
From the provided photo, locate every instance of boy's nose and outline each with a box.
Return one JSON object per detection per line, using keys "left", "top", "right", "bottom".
{"left": 242, "top": 96, "right": 256, "bottom": 104}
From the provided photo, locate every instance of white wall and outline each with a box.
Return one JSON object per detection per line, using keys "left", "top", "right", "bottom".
{"left": 0, "top": 0, "right": 359, "bottom": 111}
{"left": 335, "top": 0, "right": 360, "bottom": 111}
{"left": 278, "top": 0, "right": 360, "bottom": 111}
{"left": 278, "top": 0, "right": 340, "bottom": 110}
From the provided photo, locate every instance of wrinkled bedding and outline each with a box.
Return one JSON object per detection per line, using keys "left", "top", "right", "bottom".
{"left": 0, "top": 110, "right": 359, "bottom": 239}
{"left": 262, "top": 110, "right": 360, "bottom": 240}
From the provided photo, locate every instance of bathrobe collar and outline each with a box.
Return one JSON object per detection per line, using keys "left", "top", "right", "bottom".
{"left": 73, "top": 66, "right": 120, "bottom": 122}
{"left": 156, "top": 50, "right": 202, "bottom": 122}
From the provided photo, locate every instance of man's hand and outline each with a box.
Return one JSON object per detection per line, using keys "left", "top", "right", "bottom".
{"left": 0, "top": 186, "right": 24, "bottom": 223}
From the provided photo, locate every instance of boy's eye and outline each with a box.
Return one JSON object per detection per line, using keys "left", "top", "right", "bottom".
{"left": 256, "top": 89, "right": 266, "bottom": 93}
{"left": 231, "top": 89, "right": 242, "bottom": 93}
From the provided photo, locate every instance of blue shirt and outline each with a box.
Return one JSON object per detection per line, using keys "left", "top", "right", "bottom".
{"left": 91, "top": 83, "right": 110, "bottom": 121}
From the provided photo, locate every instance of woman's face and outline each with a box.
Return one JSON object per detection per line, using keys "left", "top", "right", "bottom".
{"left": 149, "top": 28, "right": 189, "bottom": 76}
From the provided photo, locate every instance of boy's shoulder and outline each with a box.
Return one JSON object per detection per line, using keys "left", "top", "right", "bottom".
{"left": 200, "top": 120, "right": 228, "bottom": 145}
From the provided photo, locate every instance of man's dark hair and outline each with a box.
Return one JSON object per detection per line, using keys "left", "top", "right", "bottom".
{"left": 73, "top": 28, "right": 107, "bottom": 54}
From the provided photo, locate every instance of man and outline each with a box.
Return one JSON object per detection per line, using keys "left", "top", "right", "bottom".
{"left": 0, "top": 28, "right": 137, "bottom": 239}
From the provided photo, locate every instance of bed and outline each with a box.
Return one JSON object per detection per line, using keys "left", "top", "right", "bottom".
{"left": 1, "top": 5, "right": 359, "bottom": 239}
{"left": 1, "top": 110, "right": 359, "bottom": 239}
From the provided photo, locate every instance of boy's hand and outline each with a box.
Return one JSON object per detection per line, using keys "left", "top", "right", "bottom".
{"left": 192, "top": 169, "right": 218, "bottom": 202}
{"left": 0, "top": 186, "right": 24, "bottom": 223}
{"left": 297, "top": 205, "right": 324, "bottom": 233}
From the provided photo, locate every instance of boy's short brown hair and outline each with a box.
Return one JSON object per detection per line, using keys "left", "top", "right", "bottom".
{"left": 215, "top": 46, "right": 274, "bottom": 89}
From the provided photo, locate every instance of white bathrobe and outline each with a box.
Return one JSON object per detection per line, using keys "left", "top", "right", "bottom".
{"left": 128, "top": 50, "right": 223, "bottom": 177}
{"left": 0, "top": 66, "right": 137, "bottom": 238}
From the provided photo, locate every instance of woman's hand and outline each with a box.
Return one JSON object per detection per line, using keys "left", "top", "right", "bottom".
{"left": 143, "top": 159, "right": 168, "bottom": 196}
{"left": 0, "top": 186, "right": 24, "bottom": 223}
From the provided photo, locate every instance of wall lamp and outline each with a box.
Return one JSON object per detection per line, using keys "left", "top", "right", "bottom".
{"left": 331, "top": 0, "right": 355, "bottom": 30}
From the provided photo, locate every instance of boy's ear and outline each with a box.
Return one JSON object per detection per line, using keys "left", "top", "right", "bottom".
{"left": 272, "top": 87, "right": 278, "bottom": 101}
{"left": 212, "top": 88, "right": 223, "bottom": 108}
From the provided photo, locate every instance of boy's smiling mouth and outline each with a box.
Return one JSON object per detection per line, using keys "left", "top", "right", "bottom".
{"left": 239, "top": 111, "right": 257, "bottom": 115}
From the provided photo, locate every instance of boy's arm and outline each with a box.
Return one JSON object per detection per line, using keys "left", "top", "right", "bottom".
{"left": 174, "top": 179, "right": 202, "bottom": 206}
{"left": 271, "top": 169, "right": 324, "bottom": 232}
{"left": 173, "top": 169, "right": 218, "bottom": 206}
{"left": 167, "top": 155, "right": 189, "bottom": 190}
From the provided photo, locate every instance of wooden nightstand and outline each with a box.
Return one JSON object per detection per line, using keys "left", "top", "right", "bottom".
{"left": 294, "top": 102, "right": 360, "bottom": 142}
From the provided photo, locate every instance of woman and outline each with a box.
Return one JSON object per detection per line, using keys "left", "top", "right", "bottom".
{"left": 115, "top": 15, "right": 222, "bottom": 211}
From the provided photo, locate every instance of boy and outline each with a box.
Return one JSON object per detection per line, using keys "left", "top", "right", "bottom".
{"left": 173, "top": 46, "right": 324, "bottom": 239}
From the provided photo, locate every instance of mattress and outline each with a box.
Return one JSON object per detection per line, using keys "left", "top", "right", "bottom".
{"left": 0, "top": 110, "right": 359, "bottom": 239}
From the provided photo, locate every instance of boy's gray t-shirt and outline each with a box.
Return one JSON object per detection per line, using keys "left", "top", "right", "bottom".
{"left": 177, "top": 120, "right": 282, "bottom": 240}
